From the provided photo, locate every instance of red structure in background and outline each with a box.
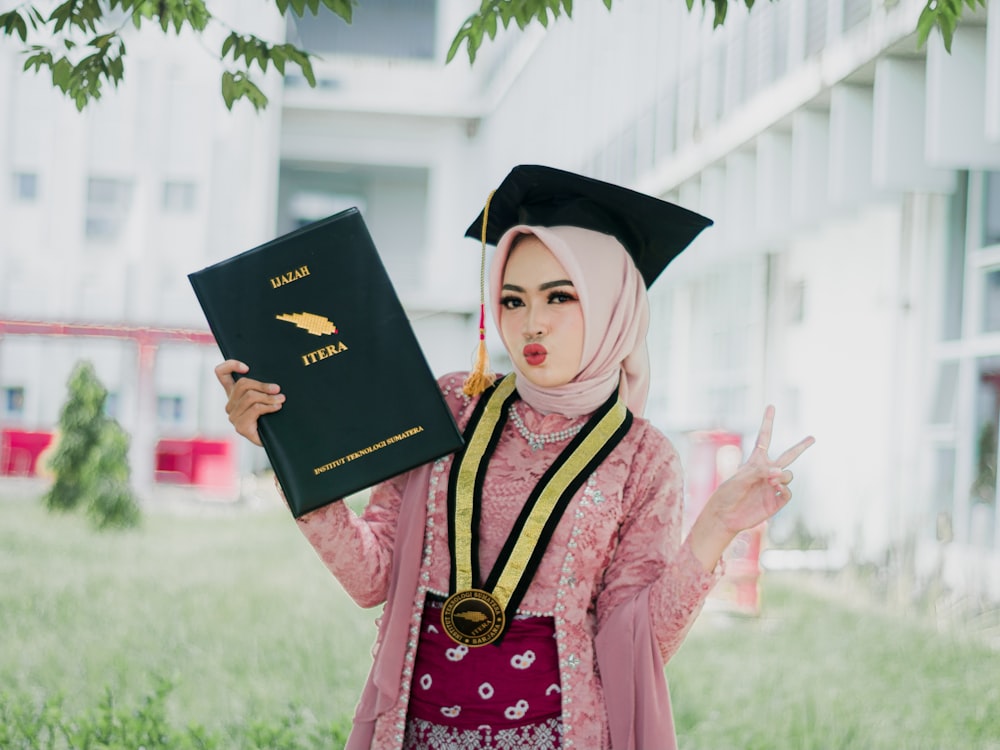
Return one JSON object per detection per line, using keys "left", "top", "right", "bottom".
{"left": 1, "top": 429, "right": 53, "bottom": 476}
{"left": 1, "top": 429, "right": 236, "bottom": 494}
{"left": 685, "top": 429, "right": 766, "bottom": 616}
{"left": 0, "top": 319, "right": 236, "bottom": 495}
{"left": 154, "top": 437, "right": 235, "bottom": 492}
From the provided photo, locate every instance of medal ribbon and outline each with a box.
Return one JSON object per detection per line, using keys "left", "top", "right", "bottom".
{"left": 447, "top": 373, "right": 632, "bottom": 635}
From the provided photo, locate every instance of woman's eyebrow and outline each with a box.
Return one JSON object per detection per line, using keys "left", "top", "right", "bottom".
{"left": 501, "top": 279, "right": 575, "bottom": 292}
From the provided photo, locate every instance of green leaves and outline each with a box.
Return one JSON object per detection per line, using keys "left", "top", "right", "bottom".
{"left": 219, "top": 34, "right": 316, "bottom": 111}
{"left": 447, "top": 0, "right": 747, "bottom": 63}
{"left": 916, "top": 0, "right": 986, "bottom": 52}
{"left": 49, "top": 0, "right": 105, "bottom": 34}
{"left": 683, "top": 0, "right": 736, "bottom": 28}
{"left": 274, "top": 0, "right": 354, "bottom": 22}
{"left": 0, "top": 10, "right": 30, "bottom": 42}
{"left": 221, "top": 70, "right": 268, "bottom": 111}
{"left": 447, "top": 0, "right": 579, "bottom": 64}
{"left": 8, "top": 0, "right": 342, "bottom": 111}
{"left": 22, "top": 32, "right": 126, "bottom": 110}
{"left": 3, "top": 0, "right": 987, "bottom": 111}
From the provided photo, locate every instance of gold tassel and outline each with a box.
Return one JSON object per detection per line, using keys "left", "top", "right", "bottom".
{"left": 462, "top": 189, "right": 498, "bottom": 396}
{"left": 462, "top": 337, "right": 494, "bottom": 396}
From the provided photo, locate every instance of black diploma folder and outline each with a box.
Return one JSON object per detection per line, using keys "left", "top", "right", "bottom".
{"left": 188, "top": 208, "right": 463, "bottom": 517}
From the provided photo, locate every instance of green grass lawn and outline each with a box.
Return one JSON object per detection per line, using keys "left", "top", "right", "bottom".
{"left": 1, "top": 482, "right": 999, "bottom": 749}
{"left": 668, "top": 583, "right": 1000, "bottom": 750}
{"left": 0, "top": 486, "right": 370, "bottom": 745}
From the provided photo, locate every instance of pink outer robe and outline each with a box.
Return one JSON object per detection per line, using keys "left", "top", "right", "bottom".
{"left": 296, "top": 373, "right": 720, "bottom": 749}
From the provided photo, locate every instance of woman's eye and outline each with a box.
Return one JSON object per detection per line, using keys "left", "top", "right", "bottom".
{"left": 548, "top": 291, "right": 576, "bottom": 304}
{"left": 500, "top": 296, "right": 524, "bottom": 309}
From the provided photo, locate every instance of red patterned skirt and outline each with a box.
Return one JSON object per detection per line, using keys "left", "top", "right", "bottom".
{"left": 403, "top": 596, "right": 563, "bottom": 749}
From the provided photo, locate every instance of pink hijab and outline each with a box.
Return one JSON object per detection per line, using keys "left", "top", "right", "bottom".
{"left": 489, "top": 225, "right": 651, "bottom": 418}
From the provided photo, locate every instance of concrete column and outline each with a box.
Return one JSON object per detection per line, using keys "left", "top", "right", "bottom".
{"left": 131, "top": 339, "right": 158, "bottom": 497}
{"left": 873, "top": 57, "right": 956, "bottom": 193}
{"left": 987, "top": 0, "right": 1000, "bottom": 141}
{"left": 790, "top": 108, "right": 830, "bottom": 228}
{"left": 926, "top": 26, "right": 1000, "bottom": 168}
{"left": 756, "top": 129, "right": 793, "bottom": 245}
{"left": 830, "top": 84, "right": 877, "bottom": 209}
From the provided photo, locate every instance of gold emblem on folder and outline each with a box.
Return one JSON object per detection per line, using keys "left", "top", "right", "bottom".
{"left": 276, "top": 312, "right": 338, "bottom": 336}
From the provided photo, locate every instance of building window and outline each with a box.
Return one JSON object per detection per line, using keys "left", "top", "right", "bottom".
{"left": 981, "top": 268, "right": 1000, "bottom": 333}
{"left": 930, "top": 361, "right": 959, "bottom": 426}
{"left": 654, "top": 84, "right": 677, "bottom": 162}
{"left": 85, "top": 177, "right": 133, "bottom": 241}
{"left": 771, "top": 1, "right": 790, "bottom": 79}
{"left": 2, "top": 386, "right": 25, "bottom": 417}
{"left": 930, "top": 445, "right": 956, "bottom": 526}
{"left": 971, "top": 357, "right": 1000, "bottom": 514}
{"left": 104, "top": 392, "right": 119, "bottom": 420}
{"left": 984, "top": 171, "right": 1000, "bottom": 247}
{"left": 12, "top": 172, "right": 38, "bottom": 202}
{"left": 157, "top": 395, "right": 184, "bottom": 424}
{"left": 787, "top": 280, "right": 806, "bottom": 324}
{"left": 287, "top": 0, "right": 436, "bottom": 60}
{"left": 289, "top": 191, "right": 363, "bottom": 228}
{"left": 804, "top": 0, "right": 829, "bottom": 58}
{"left": 842, "top": 0, "right": 871, "bottom": 32}
{"left": 163, "top": 181, "right": 197, "bottom": 213}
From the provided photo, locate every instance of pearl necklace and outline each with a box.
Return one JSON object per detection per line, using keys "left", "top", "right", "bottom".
{"left": 508, "top": 402, "right": 585, "bottom": 452}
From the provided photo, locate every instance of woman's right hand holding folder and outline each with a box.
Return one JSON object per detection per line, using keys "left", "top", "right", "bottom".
{"left": 214, "top": 359, "right": 285, "bottom": 448}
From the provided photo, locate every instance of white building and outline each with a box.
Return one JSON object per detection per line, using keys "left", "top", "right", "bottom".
{"left": 1, "top": 0, "right": 998, "bottom": 600}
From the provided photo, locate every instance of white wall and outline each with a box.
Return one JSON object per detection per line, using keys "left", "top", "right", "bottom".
{"left": 778, "top": 203, "right": 904, "bottom": 557}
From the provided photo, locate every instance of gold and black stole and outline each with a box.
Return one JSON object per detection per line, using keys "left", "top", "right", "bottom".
{"left": 442, "top": 373, "right": 633, "bottom": 646}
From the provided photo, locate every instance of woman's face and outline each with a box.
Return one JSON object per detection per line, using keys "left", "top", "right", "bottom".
{"left": 499, "top": 235, "right": 584, "bottom": 389}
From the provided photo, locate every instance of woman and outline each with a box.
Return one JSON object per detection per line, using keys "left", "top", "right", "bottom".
{"left": 216, "top": 165, "right": 814, "bottom": 749}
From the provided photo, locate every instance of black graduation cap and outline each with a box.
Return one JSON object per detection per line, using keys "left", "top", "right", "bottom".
{"left": 465, "top": 164, "right": 713, "bottom": 288}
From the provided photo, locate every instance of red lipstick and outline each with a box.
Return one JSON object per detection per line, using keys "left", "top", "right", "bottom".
{"left": 523, "top": 343, "right": 547, "bottom": 366}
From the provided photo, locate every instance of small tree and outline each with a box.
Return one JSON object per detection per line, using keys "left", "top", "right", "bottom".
{"left": 44, "top": 360, "right": 141, "bottom": 529}
{"left": 44, "top": 361, "right": 107, "bottom": 512}
{"left": 87, "top": 420, "right": 141, "bottom": 530}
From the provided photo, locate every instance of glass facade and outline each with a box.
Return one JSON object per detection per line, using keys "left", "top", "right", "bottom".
{"left": 288, "top": 0, "right": 436, "bottom": 60}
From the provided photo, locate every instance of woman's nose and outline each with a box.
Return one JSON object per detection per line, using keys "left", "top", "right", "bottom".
{"left": 522, "top": 306, "right": 547, "bottom": 338}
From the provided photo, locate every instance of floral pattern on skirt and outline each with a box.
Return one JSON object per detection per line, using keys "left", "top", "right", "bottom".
{"left": 403, "top": 715, "right": 562, "bottom": 750}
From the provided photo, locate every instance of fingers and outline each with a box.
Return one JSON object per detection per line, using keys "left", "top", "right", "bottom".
{"left": 774, "top": 435, "right": 816, "bottom": 469}
{"left": 769, "top": 468, "right": 794, "bottom": 486}
{"left": 225, "top": 376, "right": 282, "bottom": 414}
{"left": 214, "top": 359, "right": 249, "bottom": 396}
{"left": 753, "top": 405, "right": 776, "bottom": 454}
{"left": 214, "top": 360, "right": 284, "bottom": 447}
{"left": 752, "top": 404, "right": 814, "bottom": 471}
{"left": 228, "top": 390, "right": 285, "bottom": 446}
{"left": 773, "top": 482, "right": 792, "bottom": 512}
{"left": 215, "top": 360, "right": 282, "bottom": 414}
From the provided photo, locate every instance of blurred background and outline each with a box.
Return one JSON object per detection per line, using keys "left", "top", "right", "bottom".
{"left": 1, "top": 0, "right": 999, "bottom": 615}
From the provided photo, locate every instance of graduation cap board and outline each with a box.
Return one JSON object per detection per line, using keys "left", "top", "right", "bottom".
{"left": 464, "top": 164, "right": 714, "bottom": 288}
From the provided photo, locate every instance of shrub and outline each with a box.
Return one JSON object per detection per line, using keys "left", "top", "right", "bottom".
{"left": 86, "top": 420, "right": 141, "bottom": 530}
{"left": 0, "top": 681, "right": 351, "bottom": 750}
{"left": 44, "top": 361, "right": 107, "bottom": 513}
{"left": 43, "top": 360, "right": 141, "bottom": 530}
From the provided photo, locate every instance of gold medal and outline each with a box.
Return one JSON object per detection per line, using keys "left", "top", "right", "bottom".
{"left": 441, "top": 589, "right": 506, "bottom": 647}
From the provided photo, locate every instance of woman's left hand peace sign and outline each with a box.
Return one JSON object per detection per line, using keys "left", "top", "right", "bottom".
{"left": 706, "top": 405, "right": 815, "bottom": 535}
